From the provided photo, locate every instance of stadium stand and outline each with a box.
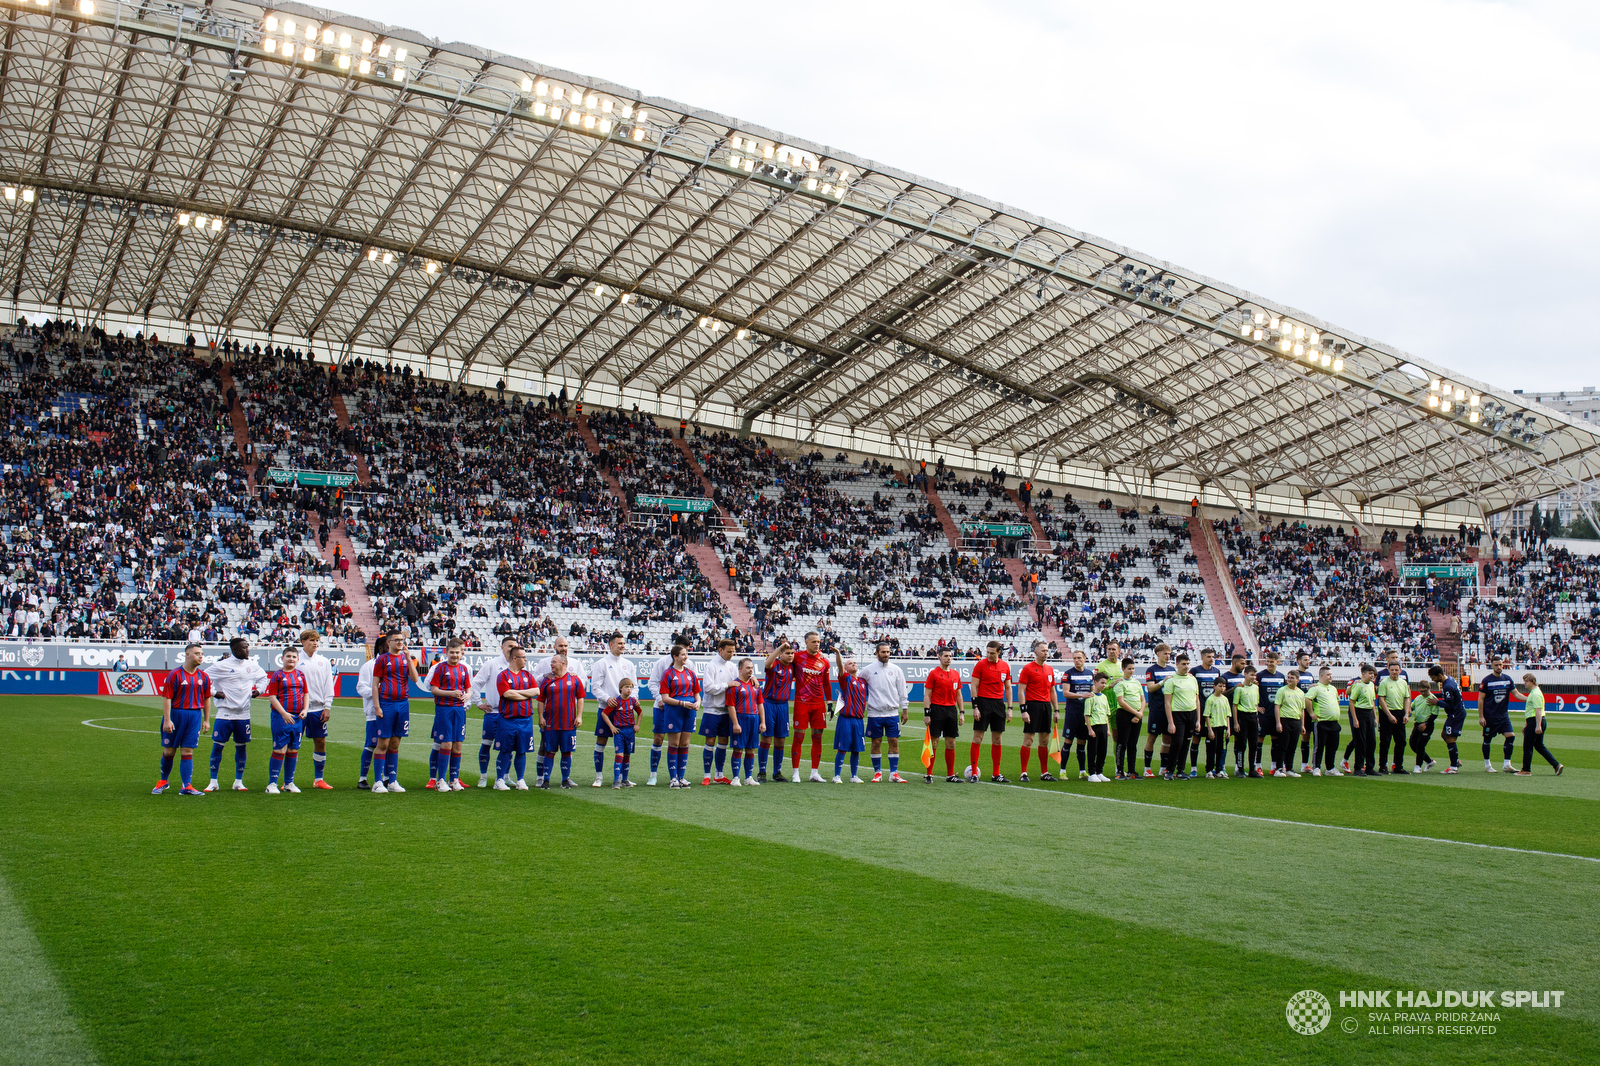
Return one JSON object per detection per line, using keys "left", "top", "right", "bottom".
{"left": 1460, "top": 547, "right": 1600, "bottom": 667}
{"left": 1216, "top": 519, "right": 1440, "bottom": 665}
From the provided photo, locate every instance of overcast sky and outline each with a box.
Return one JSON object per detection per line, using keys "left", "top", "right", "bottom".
{"left": 349, "top": 0, "right": 1599, "bottom": 393}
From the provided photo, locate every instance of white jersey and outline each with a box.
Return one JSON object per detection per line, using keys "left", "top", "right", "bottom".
{"left": 472, "top": 654, "right": 510, "bottom": 713}
{"left": 700, "top": 654, "right": 740, "bottom": 713}
{"left": 206, "top": 655, "right": 269, "bottom": 720}
{"left": 858, "top": 659, "right": 909, "bottom": 716}
{"left": 357, "top": 658, "right": 379, "bottom": 722}
{"left": 648, "top": 654, "right": 674, "bottom": 702}
{"left": 300, "top": 651, "right": 335, "bottom": 714}
{"left": 588, "top": 652, "right": 636, "bottom": 707}
{"left": 534, "top": 653, "right": 587, "bottom": 687}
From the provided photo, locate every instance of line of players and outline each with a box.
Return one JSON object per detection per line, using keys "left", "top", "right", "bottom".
{"left": 151, "top": 628, "right": 1566, "bottom": 796}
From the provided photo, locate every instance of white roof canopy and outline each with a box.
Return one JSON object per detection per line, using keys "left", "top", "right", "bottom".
{"left": 1, "top": 0, "right": 1596, "bottom": 528}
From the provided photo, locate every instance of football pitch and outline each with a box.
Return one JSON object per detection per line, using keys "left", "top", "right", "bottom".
{"left": 3, "top": 695, "right": 1598, "bottom": 1065}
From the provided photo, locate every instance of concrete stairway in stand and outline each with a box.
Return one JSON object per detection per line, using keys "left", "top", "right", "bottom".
{"left": 1429, "top": 606, "right": 1462, "bottom": 673}
{"left": 218, "top": 362, "right": 256, "bottom": 485}
{"left": 684, "top": 541, "right": 762, "bottom": 645}
{"left": 302, "top": 510, "right": 381, "bottom": 643}
{"left": 1187, "top": 516, "right": 1260, "bottom": 659}
{"left": 328, "top": 392, "right": 372, "bottom": 485}
{"left": 574, "top": 414, "right": 631, "bottom": 516}
{"left": 1000, "top": 488, "right": 1067, "bottom": 652}
{"left": 922, "top": 484, "right": 963, "bottom": 546}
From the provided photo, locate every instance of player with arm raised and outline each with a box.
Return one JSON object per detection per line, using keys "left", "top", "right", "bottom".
{"left": 471, "top": 636, "right": 518, "bottom": 787}
{"left": 153, "top": 642, "right": 212, "bottom": 796}
{"left": 297, "top": 630, "right": 336, "bottom": 789}
{"left": 759, "top": 641, "right": 795, "bottom": 782}
{"left": 790, "top": 631, "right": 832, "bottom": 783}
{"left": 832, "top": 650, "right": 870, "bottom": 783}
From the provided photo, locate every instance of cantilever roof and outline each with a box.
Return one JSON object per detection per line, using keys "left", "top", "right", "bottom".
{"left": 1, "top": 0, "right": 1595, "bottom": 528}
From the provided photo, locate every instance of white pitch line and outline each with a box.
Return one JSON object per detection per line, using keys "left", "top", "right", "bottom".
{"left": 988, "top": 779, "right": 1600, "bottom": 864}
{"left": 81, "top": 717, "right": 160, "bottom": 734}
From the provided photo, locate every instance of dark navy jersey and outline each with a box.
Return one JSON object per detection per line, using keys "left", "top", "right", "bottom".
{"left": 1063, "top": 668, "right": 1095, "bottom": 706}
{"left": 1256, "top": 669, "right": 1287, "bottom": 709}
{"left": 1145, "top": 662, "right": 1176, "bottom": 713}
{"left": 1192, "top": 665, "right": 1224, "bottom": 701}
{"left": 1221, "top": 670, "right": 1247, "bottom": 694}
{"left": 1479, "top": 672, "right": 1515, "bottom": 715}
{"left": 1297, "top": 669, "right": 1315, "bottom": 693}
{"left": 1436, "top": 678, "right": 1465, "bottom": 719}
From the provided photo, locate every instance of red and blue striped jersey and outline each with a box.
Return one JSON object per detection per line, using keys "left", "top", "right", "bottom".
{"left": 838, "top": 674, "right": 869, "bottom": 718}
{"left": 163, "top": 667, "right": 211, "bottom": 711}
{"left": 762, "top": 659, "right": 793, "bottom": 703}
{"left": 660, "top": 665, "right": 701, "bottom": 704}
{"left": 497, "top": 669, "right": 537, "bottom": 717}
{"left": 374, "top": 652, "right": 412, "bottom": 702}
{"left": 266, "top": 668, "right": 307, "bottom": 715}
{"left": 729, "top": 679, "right": 763, "bottom": 718}
{"left": 540, "top": 673, "right": 586, "bottom": 730}
{"left": 609, "top": 696, "right": 641, "bottom": 730}
{"left": 428, "top": 661, "right": 472, "bottom": 706}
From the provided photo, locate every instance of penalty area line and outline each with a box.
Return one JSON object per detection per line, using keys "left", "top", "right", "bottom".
{"left": 991, "top": 780, "right": 1600, "bottom": 864}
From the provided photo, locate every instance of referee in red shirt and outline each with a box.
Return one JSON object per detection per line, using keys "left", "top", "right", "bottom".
{"left": 1016, "top": 642, "right": 1059, "bottom": 782}
{"left": 923, "top": 647, "right": 966, "bottom": 782}
{"left": 969, "top": 641, "right": 1013, "bottom": 783}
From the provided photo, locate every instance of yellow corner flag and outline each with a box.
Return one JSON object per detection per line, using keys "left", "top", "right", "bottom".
{"left": 1049, "top": 726, "right": 1063, "bottom": 766}
{"left": 920, "top": 725, "right": 935, "bottom": 772}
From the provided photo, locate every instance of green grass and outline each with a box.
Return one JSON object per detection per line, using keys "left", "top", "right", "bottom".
{"left": 4, "top": 696, "right": 1599, "bottom": 1065}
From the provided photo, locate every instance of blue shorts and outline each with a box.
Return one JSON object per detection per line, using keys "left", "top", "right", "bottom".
{"left": 1483, "top": 711, "right": 1513, "bottom": 736}
{"left": 213, "top": 718, "right": 251, "bottom": 745}
{"left": 377, "top": 700, "right": 410, "bottom": 740}
{"left": 301, "top": 709, "right": 329, "bottom": 740}
{"left": 496, "top": 716, "right": 535, "bottom": 753}
{"left": 833, "top": 715, "right": 865, "bottom": 753}
{"left": 595, "top": 711, "right": 621, "bottom": 739}
{"left": 1442, "top": 714, "right": 1466, "bottom": 739}
{"left": 698, "top": 711, "right": 732, "bottom": 739}
{"left": 431, "top": 704, "right": 467, "bottom": 744}
{"left": 866, "top": 715, "right": 901, "bottom": 739}
{"left": 481, "top": 710, "right": 501, "bottom": 742}
{"left": 612, "top": 728, "right": 636, "bottom": 756}
{"left": 764, "top": 700, "right": 790, "bottom": 739}
{"left": 540, "top": 727, "right": 577, "bottom": 756}
{"left": 733, "top": 713, "right": 761, "bottom": 749}
{"left": 364, "top": 718, "right": 380, "bottom": 746}
{"left": 659, "top": 705, "right": 695, "bottom": 735}
{"left": 162, "top": 708, "right": 203, "bottom": 749}
{"left": 270, "top": 715, "right": 304, "bottom": 750}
